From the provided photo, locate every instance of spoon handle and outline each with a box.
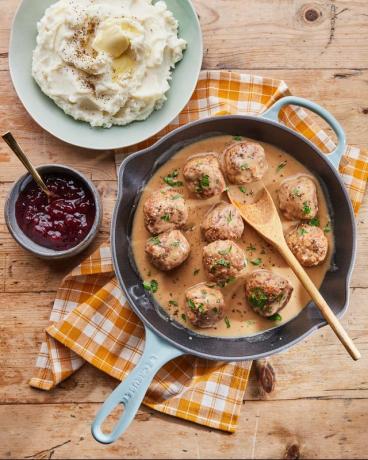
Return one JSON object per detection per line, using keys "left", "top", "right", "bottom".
{"left": 2, "top": 132, "right": 51, "bottom": 196}
{"left": 278, "top": 241, "right": 361, "bottom": 361}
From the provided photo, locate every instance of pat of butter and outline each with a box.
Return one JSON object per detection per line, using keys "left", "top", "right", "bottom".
{"left": 92, "top": 24, "right": 130, "bottom": 58}
{"left": 112, "top": 49, "right": 136, "bottom": 79}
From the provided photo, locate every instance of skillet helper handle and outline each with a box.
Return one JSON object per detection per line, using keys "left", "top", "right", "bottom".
{"left": 277, "top": 241, "right": 361, "bottom": 361}
{"left": 262, "top": 96, "right": 346, "bottom": 170}
{"left": 91, "top": 328, "right": 183, "bottom": 444}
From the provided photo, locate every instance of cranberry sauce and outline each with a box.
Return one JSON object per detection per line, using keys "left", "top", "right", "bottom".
{"left": 15, "top": 174, "right": 96, "bottom": 251}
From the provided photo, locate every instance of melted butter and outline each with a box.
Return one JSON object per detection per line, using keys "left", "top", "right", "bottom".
{"left": 121, "top": 22, "right": 140, "bottom": 35}
{"left": 131, "top": 135, "right": 334, "bottom": 338}
{"left": 88, "top": 18, "right": 141, "bottom": 79}
{"left": 92, "top": 23, "right": 130, "bottom": 58}
{"left": 112, "top": 48, "right": 136, "bottom": 79}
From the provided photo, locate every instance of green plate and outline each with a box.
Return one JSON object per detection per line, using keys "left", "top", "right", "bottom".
{"left": 9, "top": 0, "right": 203, "bottom": 150}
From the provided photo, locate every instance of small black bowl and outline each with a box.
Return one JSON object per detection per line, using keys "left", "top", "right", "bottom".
{"left": 5, "top": 164, "right": 102, "bottom": 260}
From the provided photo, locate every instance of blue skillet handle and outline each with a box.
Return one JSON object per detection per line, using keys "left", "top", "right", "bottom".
{"left": 91, "top": 327, "right": 184, "bottom": 444}
{"left": 262, "top": 96, "right": 346, "bottom": 170}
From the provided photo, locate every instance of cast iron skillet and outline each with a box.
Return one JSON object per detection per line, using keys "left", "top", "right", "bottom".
{"left": 92, "top": 96, "right": 356, "bottom": 443}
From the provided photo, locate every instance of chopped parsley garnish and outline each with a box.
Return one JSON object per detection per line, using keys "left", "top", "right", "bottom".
{"left": 246, "top": 244, "right": 256, "bottom": 252}
{"left": 276, "top": 161, "right": 287, "bottom": 172}
{"left": 200, "top": 175, "right": 210, "bottom": 188}
{"left": 196, "top": 174, "right": 210, "bottom": 194}
{"left": 181, "top": 313, "right": 187, "bottom": 322}
{"left": 171, "top": 194, "right": 182, "bottom": 200}
{"left": 302, "top": 201, "right": 311, "bottom": 215}
{"left": 324, "top": 221, "right": 331, "bottom": 233}
{"left": 187, "top": 299, "right": 196, "bottom": 311}
{"left": 217, "top": 276, "right": 236, "bottom": 288}
{"left": 298, "top": 227, "right": 308, "bottom": 236}
{"left": 143, "top": 279, "right": 158, "bottom": 293}
{"left": 171, "top": 240, "right": 181, "bottom": 247}
{"left": 219, "top": 246, "right": 232, "bottom": 256}
{"left": 239, "top": 186, "right": 247, "bottom": 194}
{"left": 268, "top": 313, "right": 282, "bottom": 322}
{"left": 224, "top": 316, "right": 231, "bottom": 328}
{"left": 143, "top": 281, "right": 151, "bottom": 291}
{"left": 193, "top": 269, "right": 200, "bottom": 276}
{"left": 149, "top": 236, "right": 161, "bottom": 245}
{"left": 251, "top": 258, "right": 262, "bottom": 266}
{"left": 309, "top": 217, "right": 320, "bottom": 227}
{"left": 150, "top": 280, "right": 158, "bottom": 293}
{"left": 216, "top": 258, "right": 231, "bottom": 268}
{"left": 227, "top": 211, "right": 233, "bottom": 223}
{"left": 197, "top": 303, "right": 205, "bottom": 314}
{"left": 233, "top": 136, "right": 243, "bottom": 141}
{"left": 240, "top": 163, "right": 249, "bottom": 171}
{"left": 169, "top": 300, "right": 178, "bottom": 307}
{"left": 248, "top": 288, "right": 268, "bottom": 309}
{"left": 161, "top": 213, "right": 171, "bottom": 222}
{"left": 163, "top": 170, "right": 183, "bottom": 187}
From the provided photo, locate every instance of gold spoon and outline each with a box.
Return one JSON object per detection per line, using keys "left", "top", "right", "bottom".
{"left": 2, "top": 132, "right": 54, "bottom": 198}
{"left": 228, "top": 186, "right": 361, "bottom": 361}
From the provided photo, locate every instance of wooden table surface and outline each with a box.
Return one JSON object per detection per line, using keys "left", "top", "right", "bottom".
{"left": 0, "top": 0, "right": 367, "bottom": 458}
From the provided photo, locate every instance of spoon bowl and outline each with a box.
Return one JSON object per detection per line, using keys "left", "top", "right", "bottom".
{"left": 229, "top": 185, "right": 283, "bottom": 240}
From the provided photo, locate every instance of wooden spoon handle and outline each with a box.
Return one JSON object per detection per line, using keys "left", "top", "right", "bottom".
{"left": 278, "top": 242, "right": 361, "bottom": 361}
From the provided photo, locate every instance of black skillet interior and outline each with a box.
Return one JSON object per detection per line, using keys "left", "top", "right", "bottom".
{"left": 112, "top": 116, "right": 356, "bottom": 361}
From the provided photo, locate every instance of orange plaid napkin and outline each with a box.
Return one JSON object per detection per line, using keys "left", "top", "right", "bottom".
{"left": 30, "top": 71, "right": 368, "bottom": 433}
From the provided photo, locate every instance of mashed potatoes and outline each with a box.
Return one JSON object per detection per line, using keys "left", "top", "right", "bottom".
{"left": 32, "top": 0, "right": 187, "bottom": 127}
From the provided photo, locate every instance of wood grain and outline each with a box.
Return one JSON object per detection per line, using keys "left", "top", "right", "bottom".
{"left": 1, "top": 69, "right": 367, "bottom": 179}
{"left": 0, "top": 0, "right": 367, "bottom": 458}
{"left": 0, "top": 180, "right": 116, "bottom": 291}
{"left": 0, "top": 287, "right": 367, "bottom": 404}
{"left": 1, "top": 400, "right": 367, "bottom": 459}
{"left": 1, "top": 198, "right": 366, "bottom": 292}
{"left": 4, "top": 0, "right": 368, "bottom": 71}
{"left": 194, "top": 0, "right": 368, "bottom": 70}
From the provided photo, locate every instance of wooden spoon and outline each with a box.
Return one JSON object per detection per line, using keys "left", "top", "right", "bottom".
{"left": 2, "top": 132, "right": 54, "bottom": 198}
{"left": 228, "top": 186, "right": 361, "bottom": 361}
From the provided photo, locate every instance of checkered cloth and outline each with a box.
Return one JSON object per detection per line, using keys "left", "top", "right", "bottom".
{"left": 30, "top": 71, "right": 368, "bottom": 433}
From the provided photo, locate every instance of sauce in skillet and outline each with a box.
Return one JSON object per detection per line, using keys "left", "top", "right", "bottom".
{"left": 131, "top": 135, "right": 334, "bottom": 337}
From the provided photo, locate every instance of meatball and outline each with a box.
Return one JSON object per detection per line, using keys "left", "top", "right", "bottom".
{"left": 201, "top": 202, "right": 244, "bottom": 242}
{"left": 286, "top": 224, "right": 328, "bottom": 267}
{"left": 278, "top": 176, "right": 318, "bottom": 221}
{"left": 145, "top": 230, "right": 190, "bottom": 271}
{"left": 220, "top": 141, "right": 268, "bottom": 184}
{"left": 245, "top": 269, "right": 293, "bottom": 317}
{"left": 143, "top": 188, "right": 188, "bottom": 235}
{"left": 202, "top": 240, "right": 247, "bottom": 283}
{"left": 183, "top": 153, "right": 226, "bottom": 199}
{"left": 185, "top": 283, "right": 225, "bottom": 328}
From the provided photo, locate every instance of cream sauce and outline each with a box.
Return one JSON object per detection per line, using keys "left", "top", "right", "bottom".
{"left": 131, "top": 135, "right": 334, "bottom": 337}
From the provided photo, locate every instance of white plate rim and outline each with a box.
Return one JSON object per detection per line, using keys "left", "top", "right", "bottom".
{"left": 8, "top": 0, "right": 203, "bottom": 151}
